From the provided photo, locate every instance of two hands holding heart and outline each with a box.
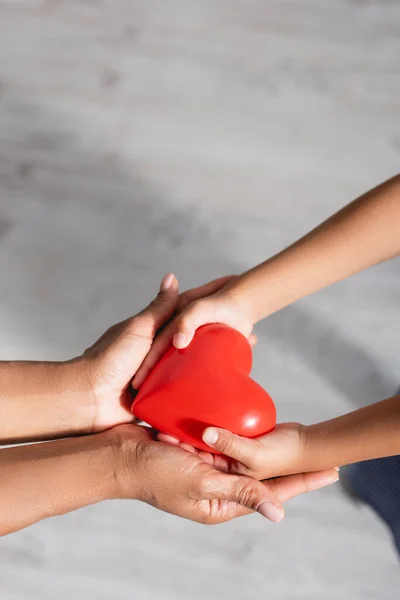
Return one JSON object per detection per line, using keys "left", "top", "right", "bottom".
{"left": 133, "top": 324, "right": 276, "bottom": 454}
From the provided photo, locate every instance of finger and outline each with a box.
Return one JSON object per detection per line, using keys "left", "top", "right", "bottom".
{"left": 155, "top": 445, "right": 215, "bottom": 464}
{"left": 157, "top": 433, "right": 181, "bottom": 445}
{"left": 202, "top": 428, "right": 263, "bottom": 469}
{"left": 248, "top": 333, "right": 257, "bottom": 348}
{"left": 266, "top": 469, "right": 340, "bottom": 503}
{"left": 205, "top": 474, "right": 284, "bottom": 523}
{"left": 131, "top": 275, "right": 179, "bottom": 388}
{"left": 134, "top": 276, "right": 239, "bottom": 386}
{"left": 156, "top": 433, "right": 199, "bottom": 456}
{"left": 177, "top": 275, "right": 237, "bottom": 312}
{"left": 136, "top": 273, "right": 179, "bottom": 335}
{"left": 210, "top": 453, "right": 231, "bottom": 473}
{"left": 173, "top": 300, "right": 217, "bottom": 349}
{"left": 132, "top": 321, "right": 175, "bottom": 388}
{"left": 197, "top": 451, "right": 215, "bottom": 465}
{"left": 180, "top": 443, "right": 198, "bottom": 454}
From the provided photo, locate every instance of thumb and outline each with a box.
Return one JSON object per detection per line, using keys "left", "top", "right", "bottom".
{"left": 124, "top": 274, "right": 179, "bottom": 376}
{"left": 173, "top": 299, "right": 215, "bottom": 349}
{"left": 202, "top": 428, "right": 259, "bottom": 469}
{"left": 137, "top": 273, "right": 179, "bottom": 335}
{"left": 206, "top": 474, "right": 284, "bottom": 523}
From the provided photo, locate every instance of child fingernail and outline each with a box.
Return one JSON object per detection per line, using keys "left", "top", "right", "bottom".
{"left": 174, "top": 333, "right": 187, "bottom": 348}
{"left": 311, "top": 473, "right": 340, "bottom": 490}
{"left": 334, "top": 466, "right": 340, "bottom": 472}
{"left": 160, "top": 273, "right": 175, "bottom": 291}
{"left": 258, "top": 502, "right": 284, "bottom": 523}
{"left": 203, "top": 429, "right": 219, "bottom": 446}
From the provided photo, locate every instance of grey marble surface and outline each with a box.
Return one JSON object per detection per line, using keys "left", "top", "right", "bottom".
{"left": 0, "top": 1, "right": 399, "bottom": 598}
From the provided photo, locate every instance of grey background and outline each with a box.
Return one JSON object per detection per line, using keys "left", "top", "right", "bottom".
{"left": 0, "top": 1, "right": 399, "bottom": 598}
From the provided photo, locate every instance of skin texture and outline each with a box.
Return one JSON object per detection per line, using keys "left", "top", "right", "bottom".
{"left": 159, "top": 395, "right": 400, "bottom": 480}
{"left": 0, "top": 276, "right": 339, "bottom": 536}
{"left": 137, "top": 174, "right": 400, "bottom": 470}
{"left": 0, "top": 422, "right": 340, "bottom": 536}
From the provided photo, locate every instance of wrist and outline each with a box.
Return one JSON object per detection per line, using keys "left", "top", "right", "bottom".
{"left": 55, "top": 358, "right": 97, "bottom": 435}
{"left": 224, "top": 274, "right": 261, "bottom": 325}
{"left": 0, "top": 431, "right": 123, "bottom": 535}
{"left": 88, "top": 429, "right": 124, "bottom": 502}
{"left": 102, "top": 425, "right": 144, "bottom": 501}
{"left": 222, "top": 284, "right": 256, "bottom": 329}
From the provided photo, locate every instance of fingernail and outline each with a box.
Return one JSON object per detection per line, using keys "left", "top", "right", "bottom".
{"left": 173, "top": 333, "right": 187, "bottom": 348}
{"left": 258, "top": 502, "right": 284, "bottom": 523}
{"left": 203, "top": 429, "right": 219, "bottom": 446}
{"left": 160, "top": 273, "right": 174, "bottom": 291}
{"left": 334, "top": 466, "right": 340, "bottom": 472}
{"left": 310, "top": 472, "right": 339, "bottom": 491}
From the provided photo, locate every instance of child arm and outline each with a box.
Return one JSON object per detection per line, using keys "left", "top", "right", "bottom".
{"left": 174, "top": 173, "right": 400, "bottom": 348}
{"left": 199, "top": 395, "right": 400, "bottom": 479}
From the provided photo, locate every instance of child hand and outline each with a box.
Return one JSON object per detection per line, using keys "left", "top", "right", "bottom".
{"left": 159, "top": 423, "right": 339, "bottom": 483}
{"left": 132, "top": 275, "right": 255, "bottom": 389}
{"left": 200, "top": 423, "right": 307, "bottom": 479}
{"left": 171, "top": 283, "right": 253, "bottom": 349}
{"left": 157, "top": 423, "right": 339, "bottom": 491}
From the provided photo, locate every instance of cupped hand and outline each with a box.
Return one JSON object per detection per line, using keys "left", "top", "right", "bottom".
{"left": 157, "top": 424, "right": 339, "bottom": 487}
{"left": 80, "top": 273, "right": 179, "bottom": 431}
{"left": 112, "top": 424, "right": 337, "bottom": 524}
{"left": 79, "top": 273, "right": 252, "bottom": 433}
{"left": 132, "top": 275, "right": 255, "bottom": 390}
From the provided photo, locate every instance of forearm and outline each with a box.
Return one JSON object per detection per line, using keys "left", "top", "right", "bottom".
{"left": 0, "top": 431, "right": 120, "bottom": 536}
{"left": 302, "top": 395, "right": 400, "bottom": 472}
{"left": 231, "top": 174, "right": 400, "bottom": 322}
{"left": 0, "top": 360, "right": 94, "bottom": 444}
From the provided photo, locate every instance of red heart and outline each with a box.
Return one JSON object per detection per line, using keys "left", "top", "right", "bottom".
{"left": 132, "top": 324, "right": 276, "bottom": 453}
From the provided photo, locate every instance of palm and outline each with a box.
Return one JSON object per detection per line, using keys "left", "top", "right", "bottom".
{"left": 118, "top": 425, "right": 251, "bottom": 524}
{"left": 83, "top": 274, "right": 239, "bottom": 432}
{"left": 158, "top": 423, "right": 304, "bottom": 480}
{"left": 84, "top": 319, "right": 155, "bottom": 430}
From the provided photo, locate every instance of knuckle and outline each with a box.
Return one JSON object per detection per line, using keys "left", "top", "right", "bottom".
{"left": 217, "top": 433, "right": 238, "bottom": 455}
{"left": 186, "top": 299, "right": 204, "bottom": 318}
{"left": 251, "top": 452, "right": 264, "bottom": 471}
{"left": 234, "top": 480, "right": 259, "bottom": 508}
{"left": 228, "top": 460, "right": 249, "bottom": 476}
{"left": 176, "top": 308, "right": 197, "bottom": 333}
{"left": 150, "top": 293, "right": 165, "bottom": 308}
{"left": 193, "top": 298, "right": 208, "bottom": 312}
{"left": 178, "top": 291, "right": 190, "bottom": 310}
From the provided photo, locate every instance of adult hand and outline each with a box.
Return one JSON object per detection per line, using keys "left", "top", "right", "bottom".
{"left": 0, "top": 273, "right": 250, "bottom": 444}
{"left": 81, "top": 273, "right": 179, "bottom": 431}
{"left": 158, "top": 423, "right": 340, "bottom": 482}
{"left": 131, "top": 274, "right": 257, "bottom": 389}
{"left": 0, "top": 422, "right": 340, "bottom": 536}
{"left": 83, "top": 274, "right": 254, "bottom": 432}
{"left": 111, "top": 424, "right": 339, "bottom": 524}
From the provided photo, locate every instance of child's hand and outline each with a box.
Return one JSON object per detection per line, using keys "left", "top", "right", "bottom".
{"left": 132, "top": 275, "right": 255, "bottom": 389}
{"left": 157, "top": 423, "right": 339, "bottom": 491}
{"left": 171, "top": 280, "right": 253, "bottom": 350}
{"left": 159, "top": 423, "right": 338, "bottom": 483}
{"left": 200, "top": 423, "right": 307, "bottom": 479}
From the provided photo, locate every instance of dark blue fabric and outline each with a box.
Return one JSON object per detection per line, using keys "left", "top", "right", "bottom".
{"left": 346, "top": 455, "right": 400, "bottom": 555}
{"left": 345, "top": 388, "right": 400, "bottom": 556}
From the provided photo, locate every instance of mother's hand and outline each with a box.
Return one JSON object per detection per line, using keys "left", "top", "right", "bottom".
{"left": 81, "top": 274, "right": 243, "bottom": 432}
{"left": 110, "top": 424, "right": 338, "bottom": 524}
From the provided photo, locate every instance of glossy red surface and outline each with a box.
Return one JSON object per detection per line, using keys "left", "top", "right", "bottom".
{"left": 133, "top": 324, "right": 276, "bottom": 453}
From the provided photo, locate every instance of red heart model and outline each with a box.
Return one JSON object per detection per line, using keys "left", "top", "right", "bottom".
{"left": 132, "top": 324, "right": 276, "bottom": 453}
